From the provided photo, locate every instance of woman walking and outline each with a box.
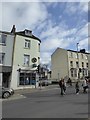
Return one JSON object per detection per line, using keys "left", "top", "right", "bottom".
{"left": 75, "top": 81, "right": 79, "bottom": 95}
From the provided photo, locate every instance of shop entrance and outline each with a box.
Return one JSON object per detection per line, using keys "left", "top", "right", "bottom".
{"left": 2, "top": 72, "right": 11, "bottom": 88}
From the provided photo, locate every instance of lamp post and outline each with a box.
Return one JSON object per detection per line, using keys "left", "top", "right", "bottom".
{"left": 77, "top": 43, "right": 79, "bottom": 80}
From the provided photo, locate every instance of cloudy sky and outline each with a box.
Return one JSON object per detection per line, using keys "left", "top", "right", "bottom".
{"left": 1, "top": 1, "right": 89, "bottom": 68}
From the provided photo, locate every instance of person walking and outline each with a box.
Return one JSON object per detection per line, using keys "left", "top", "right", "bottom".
{"left": 59, "top": 78, "right": 64, "bottom": 95}
{"left": 82, "top": 78, "right": 88, "bottom": 93}
{"left": 63, "top": 79, "right": 66, "bottom": 94}
{"left": 75, "top": 81, "right": 79, "bottom": 95}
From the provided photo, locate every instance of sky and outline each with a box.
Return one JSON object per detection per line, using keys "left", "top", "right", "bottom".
{"left": 0, "top": 1, "right": 89, "bottom": 69}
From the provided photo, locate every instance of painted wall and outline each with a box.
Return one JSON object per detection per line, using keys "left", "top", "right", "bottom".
{"left": 51, "top": 48, "right": 68, "bottom": 81}
{"left": 11, "top": 35, "right": 40, "bottom": 89}
{"left": 0, "top": 33, "right": 14, "bottom": 66}
{"left": 51, "top": 48, "right": 89, "bottom": 81}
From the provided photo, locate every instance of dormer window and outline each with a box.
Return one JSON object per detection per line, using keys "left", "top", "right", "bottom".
{"left": 25, "top": 30, "right": 32, "bottom": 36}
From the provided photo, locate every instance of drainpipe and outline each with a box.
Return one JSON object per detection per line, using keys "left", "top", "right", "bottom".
{"left": 11, "top": 25, "right": 16, "bottom": 87}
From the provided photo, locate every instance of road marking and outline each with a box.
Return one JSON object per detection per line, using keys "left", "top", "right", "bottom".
{"left": 2, "top": 94, "right": 26, "bottom": 101}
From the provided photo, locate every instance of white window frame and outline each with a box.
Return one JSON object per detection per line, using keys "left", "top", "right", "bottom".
{"left": 81, "top": 54, "right": 84, "bottom": 59}
{"left": 0, "top": 53, "right": 5, "bottom": 65}
{"left": 24, "top": 39, "right": 30, "bottom": 49}
{"left": 24, "top": 54, "right": 30, "bottom": 66}
{"left": 0, "top": 34, "right": 7, "bottom": 45}
{"left": 75, "top": 53, "right": 78, "bottom": 59}
{"left": 70, "top": 52, "right": 73, "bottom": 58}
{"left": 85, "top": 55, "right": 88, "bottom": 59}
{"left": 74, "top": 69, "right": 77, "bottom": 77}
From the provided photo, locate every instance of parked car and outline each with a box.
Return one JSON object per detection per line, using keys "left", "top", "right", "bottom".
{"left": 39, "top": 80, "right": 50, "bottom": 86}
{"left": 0, "top": 87, "right": 14, "bottom": 98}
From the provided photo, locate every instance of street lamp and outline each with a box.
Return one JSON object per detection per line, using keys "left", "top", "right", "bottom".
{"left": 77, "top": 43, "right": 79, "bottom": 80}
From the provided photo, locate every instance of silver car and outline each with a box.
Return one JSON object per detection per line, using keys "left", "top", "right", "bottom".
{"left": 0, "top": 87, "right": 14, "bottom": 98}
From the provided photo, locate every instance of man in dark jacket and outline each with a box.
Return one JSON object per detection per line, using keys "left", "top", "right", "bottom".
{"left": 59, "top": 78, "right": 64, "bottom": 95}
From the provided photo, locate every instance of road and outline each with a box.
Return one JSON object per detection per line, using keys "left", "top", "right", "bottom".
{"left": 2, "top": 84, "right": 89, "bottom": 118}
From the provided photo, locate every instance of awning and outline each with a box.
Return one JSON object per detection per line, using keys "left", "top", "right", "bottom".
{"left": 17, "top": 68, "right": 37, "bottom": 73}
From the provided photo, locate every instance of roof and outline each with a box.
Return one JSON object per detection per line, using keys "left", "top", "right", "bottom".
{"left": 0, "top": 29, "right": 41, "bottom": 43}
{"left": 67, "top": 49, "right": 90, "bottom": 54}
{"left": 51, "top": 47, "right": 90, "bottom": 56}
{"left": 15, "top": 30, "right": 41, "bottom": 43}
{"left": 0, "top": 31, "right": 14, "bottom": 36}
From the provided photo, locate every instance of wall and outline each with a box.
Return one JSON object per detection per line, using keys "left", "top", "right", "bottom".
{"left": 11, "top": 35, "right": 40, "bottom": 89}
{"left": 51, "top": 48, "right": 68, "bottom": 81}
{"left": 0, "top": 33, "right": 14, "bottom": 66}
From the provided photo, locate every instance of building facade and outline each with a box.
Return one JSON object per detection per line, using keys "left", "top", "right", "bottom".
{"left": 0, "top": 31, "right": 14, "bottom": 87}
{"left": 51, "top": 48, "right": 89, "bottom": 81}
{"left": 0, "top": 25, "right": 41, "bottom": 89}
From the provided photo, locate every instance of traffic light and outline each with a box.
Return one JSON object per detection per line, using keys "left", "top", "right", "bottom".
{"left": 18, "top": 68, "right": 21, "bottom": 72}
{"left": 37, "top": 65, "right": 40, "bottom": 73}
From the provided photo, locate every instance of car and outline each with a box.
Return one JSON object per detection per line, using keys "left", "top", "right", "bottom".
{"left": 0, "top": 87, "right": 14, "bottom": 98}
{"left": 39, "top": 80, "right": 51, "bottom": 86}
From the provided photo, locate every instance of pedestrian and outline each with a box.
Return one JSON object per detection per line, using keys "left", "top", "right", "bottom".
{"left": 75, "top": 81, "right": 79, "bottom": 95}
{"left": 59, "top": 78, "right": 64, "bottom": 95}
{"left": 82, "top": 78, "right": 88, "bottom": 93}
{"left": 67, "top": 78, "right": 72, "bottom": 86}
{"left": 63, "top": 79, "right": 66, "bottom": 94}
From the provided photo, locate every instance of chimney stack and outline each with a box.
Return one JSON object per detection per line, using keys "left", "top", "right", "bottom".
{"left": 11, "top": 25, "right": 16, "bottom": 34}
{"left": 80, "top": 49, "right": 86, "bottom": 53}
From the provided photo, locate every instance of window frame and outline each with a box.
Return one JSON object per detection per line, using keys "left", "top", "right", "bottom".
{"left": 24, "top": 39, "right": 30, "bottom": 49}
{"left": 70, "top": 61, "right": 73, "bottom": 67}
{"left": 82, "top": 62, "right": 84, "bottom": 68}
{"left": 19, "top": 73, "right": 36, "bottom": 86}
{"left": 71, "top": 70, "right": 74, "bottom": 77}
{"left": 86, "top": 63, "right": 88, "bottom": 68}
{"left": 0, "top": 53, "right": 5, "bottom": 65}
{"left": 24, "top": 54, "right": 30, "bottom": 66}
{"left": 0, "top": 34, "right": 7, "bottom": 45}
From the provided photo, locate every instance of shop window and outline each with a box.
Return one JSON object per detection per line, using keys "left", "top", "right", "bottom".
{"left": 19, "top": 73, "right": 36, "bottom": 86}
